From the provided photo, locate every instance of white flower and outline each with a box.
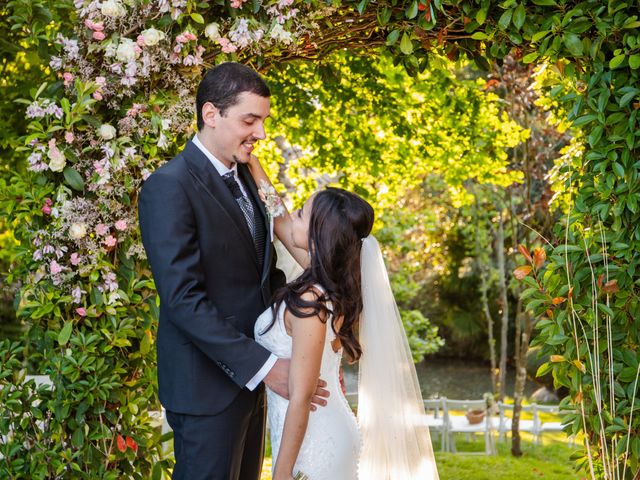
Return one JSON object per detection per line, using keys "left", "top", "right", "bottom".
{"left": 100, "top": 0, "right": 126, "bottom": 17}
{"left": 269, "top": 24, "right": 293, "bottom": 44}
{"left": 204, "top": 22, "right": 221, "bottom": 41}
{"left": 116, "top": 38, "right": 137, "bottom": 62}
{"left": 69, "top": 223, "right": 87, "bottom": 240}
{"left": 49, "top": 155, "right": 66, "bottom": 172}
{"left": 47, "top": 139, "right": 66, "bottom": 172}
{"left": 141, "top": 27, "right": 165, "bottom": 46}
{"left": 99, "top": 124, "right": 117, "bottom": 140}
{"left": 157, "top": 133, "right": 170, "bottom": 149}
{"left": 104, "top": 42, "right": 117, "bottom": 57}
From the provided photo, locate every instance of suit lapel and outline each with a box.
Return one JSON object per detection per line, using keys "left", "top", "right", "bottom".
{"left": 238, "top": 163, "right": 271, "bottom": 279}
{"left": 182, "top": 141, "right": 259, "bottom": 268}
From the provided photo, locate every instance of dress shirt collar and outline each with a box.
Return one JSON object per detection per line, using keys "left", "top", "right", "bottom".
{"left": 192, "top": 133, "right": 237, "bottom": 177}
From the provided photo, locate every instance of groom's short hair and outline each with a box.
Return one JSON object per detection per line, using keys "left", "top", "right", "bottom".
{"left": 196, "top": 62, "right": 271, "bottom": 131}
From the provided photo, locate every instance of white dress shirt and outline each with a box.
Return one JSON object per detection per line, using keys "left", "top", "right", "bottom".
{"left": 191, "top": 134, "right": 277, "bottom": 391}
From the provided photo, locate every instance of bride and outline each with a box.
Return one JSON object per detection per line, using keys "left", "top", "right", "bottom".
{"left": 250, "top": 158, "right": 439, "bottom": 480}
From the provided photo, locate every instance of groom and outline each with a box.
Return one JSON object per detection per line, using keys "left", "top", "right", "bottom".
{"left": 138, "top": 63, "right": 326, "bottom": 480}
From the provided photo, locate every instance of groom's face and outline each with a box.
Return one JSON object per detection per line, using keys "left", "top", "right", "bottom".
{"left": 206, "top": 91, "right": 270, "bottom": 168}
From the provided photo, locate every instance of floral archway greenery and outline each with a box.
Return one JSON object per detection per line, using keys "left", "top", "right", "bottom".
{"left": 0, "top": 0, "right": 638, "bottom": 478}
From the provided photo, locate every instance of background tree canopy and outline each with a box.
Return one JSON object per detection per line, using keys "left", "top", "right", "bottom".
{"left": 1, "top": 0, "right": 639, "bottom": 478}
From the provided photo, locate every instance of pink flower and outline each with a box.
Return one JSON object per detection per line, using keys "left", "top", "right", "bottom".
{"left": 95, "top": 76, "right": 106, "bottom": 86}
{"left": 76, "top": 307, "right": 87, "bottom": 317}
{"left": 92, "top": 31, "right": 106, "bottom": 41}
{"left": 104, "top": 235, "right": 117, "bottom": 247}
{"left": 114, "top": 220, "right": 127, "bottom": 231}
{"left": 63, "top": 72, "right": 74, "bottom": 86}
{"left": 177, "top": 32, "right": 197, "bottom": 43}
{"left": 137, "top": 35, "right": 145, "bottom": 47}
{"left": 42, "top": 205, "right": 52, "bottom": 215}
{"left": 230, "top": 0, "right": 243, "bottom": 8}
{"left": 84, "top": 19, "right": 104, "bottom": 31}
{"left": 218, "top": 38, "right": 237, "bottom": 53}
{"left": 70, "top": 252, "right": 81, "bottom": 266}
{"left": 64, "top": 131, "right": 74, "bottom": 143}
{"left": 50, "top": 260, "right": 62, "bottom": 275}
{"left": 95, "top": 223, "right": 109, "bottom": 236}
{"left": 93, "top": 91, "right": 103, "bottom": 100}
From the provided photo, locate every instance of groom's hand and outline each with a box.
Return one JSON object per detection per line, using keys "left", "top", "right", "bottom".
{"left": 264, "top": 359, "right": 329, "bottom": 410}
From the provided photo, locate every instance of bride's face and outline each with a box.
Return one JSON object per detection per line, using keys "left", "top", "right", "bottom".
{"left": 291, "top": 196, "right": 313, "bottom": 250}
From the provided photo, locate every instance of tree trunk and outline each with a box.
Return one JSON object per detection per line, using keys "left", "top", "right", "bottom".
{"left": 480, "top": 259, "right": 499, "bottom": 396}
{"left": 496, "top": 208, "right": 509, "bottom": 402}
{"left": 511, "top": 297, "right": 526, "bottom": 457}
{"left": 474, "top": 190, "right": 499, "bottom": 396}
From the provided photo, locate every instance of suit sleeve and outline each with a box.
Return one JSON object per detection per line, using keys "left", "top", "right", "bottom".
{"left": 138, "top": 170, "right": 271, "bottom": 388}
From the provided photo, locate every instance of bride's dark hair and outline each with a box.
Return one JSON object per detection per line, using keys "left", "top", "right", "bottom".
{"left": 267, "top": 187, "right": 374, "bottom": 362}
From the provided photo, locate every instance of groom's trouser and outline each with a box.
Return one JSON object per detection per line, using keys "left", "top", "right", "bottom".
{"left": 166, "top": 386, "right": 266, "bottom": 480}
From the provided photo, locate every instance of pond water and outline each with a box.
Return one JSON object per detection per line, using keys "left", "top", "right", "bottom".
{"left": 343, "top": 357, "right": 538, "bottom": 400}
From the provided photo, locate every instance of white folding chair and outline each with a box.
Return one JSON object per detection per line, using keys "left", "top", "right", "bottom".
{"left": 536, "top": 404, "right": 574, "bottom": 446}
{"left": 497, "top": 402, "right": 539, "bottom": 442}
{"left": 423, "top": 398, "right": 447, "bottom": 452}
{"left": 445, "top": 399, "right": 496, "bottom": 455}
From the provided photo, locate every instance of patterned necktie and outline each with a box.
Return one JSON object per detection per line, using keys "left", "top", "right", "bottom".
{"left": 221, "top": 172, "right": 265, "bottom": 267}
{"left": 222, "top": 172, "right": 255, "bottom": 236}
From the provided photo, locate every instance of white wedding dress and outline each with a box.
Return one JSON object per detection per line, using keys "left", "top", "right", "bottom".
{"left": 255, "top": 299, "right": 360, "bottom": 479}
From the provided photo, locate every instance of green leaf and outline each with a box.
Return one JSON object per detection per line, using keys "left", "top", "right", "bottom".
{"left": 536, "top": 362, "right": 554, "bottom": 377}
{"left": 476, "top": 7, "right": 488, "bottom": 25}
{"left": 619, "top": 90, "right": 638, "bottom": 107}
{"left": 386, "top": 29, "right": 400, "bottom": 46}
{"left": 588, "top": 126, "right": 603, "bottom": 147}
{"left": 522, "top": 52, "right": 539, "bottom": 63}
{"left": 406, "top": 0, "right": 418, "bottom": 19}
{"left": 498, "top": 9, "right": 513, "bottom": 30}
{"left": 71, "top": 428, "right": 84, "bottom": 448}
{"left": 190, "top": 13, "right": 204, "bottom": 23}
{"left": 573, "top": 114, "right": 597, "bottom": 127}
{"left": 629, "top": 54, "right": 640, "bottom": 69}
{"left": 563, "top": 33, "right": 583, "bottom": 56}
{"left": 609, "top": 54, "right": 626, "bottom": 69}
{"left": 471, "top": 32, "right": 489, "bottom": 40}
{"left": 58, "top": 321, "right": 73, "bottom": 346}
{"left": 400, "top": 32, "right": 413, "bottom": 55}
{"left": 612, "top": 162, "right": 625, "bottom": 179}
{"left": 152, "top": 463, "right": 163, "bottom": 480}
{"left": 599, "top": 303, "right": 615, "bottom": 318}
{"left": 513, "top": 4, "right": 526, "bottom": 29}
{"left": 531, "top": 0, "right": 556, "bottom": 5}
{"left": 34, "top": 82, "right": 48, "bottom": 100}
{"left": 531, "top": 30, "right": 549, "bottom": 42}
{"left": 553, "top": 244, "right": 583, "bottom": 254}
{"left": 63, "top": 167, "right": 85, "bottom": 191}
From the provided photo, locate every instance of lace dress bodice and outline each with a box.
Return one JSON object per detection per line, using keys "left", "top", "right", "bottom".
{"left": 255, "top": 299, "right": 360, "bottom": 479}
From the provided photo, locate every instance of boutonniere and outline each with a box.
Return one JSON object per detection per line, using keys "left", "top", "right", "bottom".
{"left": 257, "top": 180, "right": 285, "bottom": 241}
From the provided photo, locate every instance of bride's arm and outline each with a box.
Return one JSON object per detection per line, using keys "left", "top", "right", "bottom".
{"left": 272, "top": 291, "right": 327, "bottom": 480}
{"left": 247, "top": 155, "right": 310, "bottom": 268}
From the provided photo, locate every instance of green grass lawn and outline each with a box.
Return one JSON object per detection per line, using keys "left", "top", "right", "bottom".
{"left": 261, "top": 433, "right": 584, "bottom": 480}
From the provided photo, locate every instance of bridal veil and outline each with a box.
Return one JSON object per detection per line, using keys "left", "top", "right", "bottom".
{"left": 357, "top": 235, "right": 439, "bottom": 479}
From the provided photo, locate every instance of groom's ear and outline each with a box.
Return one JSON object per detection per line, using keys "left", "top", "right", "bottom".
{"left": 201, "top": 102, "right": 218, "bottom": 129}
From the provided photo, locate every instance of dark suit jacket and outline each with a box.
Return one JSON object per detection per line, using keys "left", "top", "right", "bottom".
{"left": 138, "top": 140, "right": 286, "bottom": 415}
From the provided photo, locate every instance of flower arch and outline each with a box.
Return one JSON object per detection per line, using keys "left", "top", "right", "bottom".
{"left": 1, "top": 0, "right": 639, "bottom": 477}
